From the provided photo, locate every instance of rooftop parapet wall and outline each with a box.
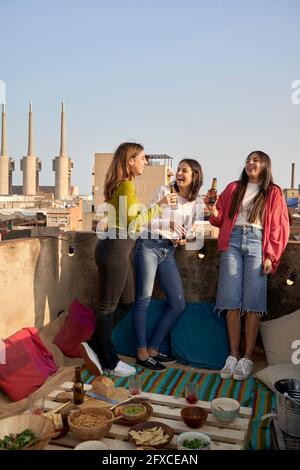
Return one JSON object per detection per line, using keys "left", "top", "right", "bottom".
{"left": 0, "top": 233, "right": 299, "bottom": 339}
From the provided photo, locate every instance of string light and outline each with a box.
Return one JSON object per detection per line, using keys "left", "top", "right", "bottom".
{"left": 286, "top": 271, "right": 297, "bottom": 286}
{"left": 198, "top": 245, "right": 206, "bottom": 259}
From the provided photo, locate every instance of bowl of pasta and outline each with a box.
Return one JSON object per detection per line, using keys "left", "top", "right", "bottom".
{"left": 68, "top": 407, "right": 114, "bottom": 441}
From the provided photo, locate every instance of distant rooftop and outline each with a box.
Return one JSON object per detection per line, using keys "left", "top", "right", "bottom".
{"left": 146, "top": 154, "right": 173, "bottom": 167}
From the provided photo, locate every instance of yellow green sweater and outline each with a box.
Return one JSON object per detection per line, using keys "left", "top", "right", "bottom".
{"left": 108, "top": 180, "right": 162, "bottom": 235}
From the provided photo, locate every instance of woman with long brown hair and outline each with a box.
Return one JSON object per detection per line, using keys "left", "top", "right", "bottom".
{"left": 80, "top": 142, "right": 176, "bottom": 377}
{"left": 132, "top": 159, "right": 204, "bottom": 371}
{"left": 205, "top": 151, "right": 290, "bottom": 380}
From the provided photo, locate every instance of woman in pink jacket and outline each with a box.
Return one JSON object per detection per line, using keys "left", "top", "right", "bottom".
{"left": 206, "top": 151, "right": 290, "bottom": 380}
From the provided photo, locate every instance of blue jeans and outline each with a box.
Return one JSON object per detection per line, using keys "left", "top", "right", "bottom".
{"left": 216, "top": 225, "right": 267, "bottom": 315}
{"left": 132, "top": 238, "right": 186, "bottom": 350}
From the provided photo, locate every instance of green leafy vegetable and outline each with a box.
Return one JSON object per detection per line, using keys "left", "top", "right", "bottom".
{"left": 0, "top": 429, "right": 36, "bottom": 450}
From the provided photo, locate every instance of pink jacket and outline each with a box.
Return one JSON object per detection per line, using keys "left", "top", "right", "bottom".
{"left": 209, "top": 182, "right": 290, "bottom": 273}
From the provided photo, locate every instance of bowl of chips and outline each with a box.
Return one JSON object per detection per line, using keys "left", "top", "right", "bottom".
{"left": 128, "top": 421, "right": 174, "bottom": 448}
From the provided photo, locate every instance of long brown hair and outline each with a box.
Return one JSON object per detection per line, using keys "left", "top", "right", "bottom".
{"left": 229, "top": 151, "right": 273, "bottom": 222}
{"left": 104, "top": 142, "right": 144, "bottom": 201}
{"left": 174, "top": 159, "right": 203, "bottom": 201}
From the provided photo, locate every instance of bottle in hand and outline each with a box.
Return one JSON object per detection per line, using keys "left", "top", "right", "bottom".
{"left": 169, "top": 182, "right": 178, "bottom": 210}
{"left": 73, "top": 366, "right": 84, "bottom": 405}
{"left": 208, "top": 178, "right": 217, "bottom": 205}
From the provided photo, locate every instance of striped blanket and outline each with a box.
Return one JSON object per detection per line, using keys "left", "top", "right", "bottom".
{"left": 82, "top": 366, "right": 275, "bottom": 450}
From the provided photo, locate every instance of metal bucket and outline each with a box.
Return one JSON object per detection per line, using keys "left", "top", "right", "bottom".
{"left": 274, "top": 378, "right": 300, "bottom": 437}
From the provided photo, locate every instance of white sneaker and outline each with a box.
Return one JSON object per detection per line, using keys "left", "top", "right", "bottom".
{"left": 233, "top": 357, "right": 253, "bottom": 381}
{"left": 80, "top": 342, "right": 103, "bottom": 376}
{"left": 112, "top": 360, "right": 136, "bottom": 377}
{"left": 220, "top": 355, "right": 238, "bottom": 379}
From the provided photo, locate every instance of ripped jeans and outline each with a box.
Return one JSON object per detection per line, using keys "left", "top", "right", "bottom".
{"left": 215, "top": 225, "right": 267, "bottom": 317}
{"left": 132, "top": 238, "right": 186, "bottom": 351}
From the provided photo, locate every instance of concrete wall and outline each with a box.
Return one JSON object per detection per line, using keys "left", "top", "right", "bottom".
{"left": 0, "top": 237, "right": 77, "bottom": 338}
{"left": 1, "top": 233, "right": 299, "bottom": 339}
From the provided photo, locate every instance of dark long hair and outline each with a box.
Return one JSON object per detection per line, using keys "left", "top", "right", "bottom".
{"left": 174, "top": 159, "right": 203, "bottom": 201}
{"left": 229, "top": 151, "right": 273, "bottom": 222}
{"left": 104, "top": 142, "right": 144, "bottom": 201}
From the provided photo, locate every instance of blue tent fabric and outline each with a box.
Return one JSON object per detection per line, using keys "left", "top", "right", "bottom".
{"left": 113, "top": 300, "right": 229, "bottom": 369}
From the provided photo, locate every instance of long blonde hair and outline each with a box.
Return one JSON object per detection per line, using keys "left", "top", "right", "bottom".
{"left": 104, "top": 142, "right": 144, "bottom": 201}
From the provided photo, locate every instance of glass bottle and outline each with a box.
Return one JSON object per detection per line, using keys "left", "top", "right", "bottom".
{"left": 208, "top": 178, "right": 217, "bottom": 205}
{"left": 169, "top": 182, "right": 178, "bottom": 210}
{"left": 73, "top": 366, "right": 84, "bottom": 405}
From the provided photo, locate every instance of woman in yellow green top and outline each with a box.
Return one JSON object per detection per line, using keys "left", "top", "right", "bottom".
{"left": 80, "top": 142, "right": 176, "bottom": 377}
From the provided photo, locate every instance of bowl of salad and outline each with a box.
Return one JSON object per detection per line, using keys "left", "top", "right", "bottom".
{"left": 177, "top": 431, "right": 211, "bottom": 450}
{"left": 0, "top": 414, "right": 55, "bottom": 450}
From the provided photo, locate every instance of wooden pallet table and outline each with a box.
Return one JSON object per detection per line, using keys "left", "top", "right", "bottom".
{"left": 45, "top": 384, "right": 252, "bottom": 451}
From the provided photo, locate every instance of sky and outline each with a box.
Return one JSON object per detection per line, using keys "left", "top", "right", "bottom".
{"left": 1, "top": 0, "right": 300, "bottom": 195}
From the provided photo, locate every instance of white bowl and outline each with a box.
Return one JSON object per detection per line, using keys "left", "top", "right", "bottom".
{"left": 211, "top": 397, "right": 240, "bottom": 423}
{"left": 177, "top": 431, "right": 211, "bottom": 450}
{"left": 74, "top": 440, "right": 109, "bottom": 450}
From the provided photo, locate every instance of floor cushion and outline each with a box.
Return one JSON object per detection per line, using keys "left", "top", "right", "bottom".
{"left": 260, "top": 309, "right": 300, "bottom": 365}
{"left": 53, "top": 299, "right": 96, "bottom": 358}
{"left": 113, "top": 300, "right": 229, "bottom": 369}
{"left": 171, "top": 301, "right": 229, "bottom": 369}
{"left": 112, "top": 299, "right": 171, "bottom": 357}
{"left": 255, "top": 363, "right": 300, "bottom": 392}
{"left": 0, "top": 327, "right": 57, "bottom": 401}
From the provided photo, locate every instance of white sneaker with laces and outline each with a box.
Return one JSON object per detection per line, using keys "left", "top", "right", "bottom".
{"left": 80, "top": 342, "right": 102, "bottom": 376}
{"left": 112, "top": 360, "right": 136, "bottom": 377}
{"left": 233, "top": 357, "right": 253, "bottom": 381}
{"left": 220, "top": 355, "right": 238, "bottom": 379}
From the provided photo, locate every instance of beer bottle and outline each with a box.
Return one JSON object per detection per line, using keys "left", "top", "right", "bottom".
{"left": 73, "top": 366, "right": 84, "bottom": 405}
{"left": 208, "top": 178, "right": 217, "bottom": 205}
{"left": 169, "top": 182, "right": 178, "bottom": 210}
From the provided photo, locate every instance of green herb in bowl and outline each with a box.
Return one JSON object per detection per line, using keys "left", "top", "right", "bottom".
{"left": 182, "top": 438, "right": 209, "bottom": 449}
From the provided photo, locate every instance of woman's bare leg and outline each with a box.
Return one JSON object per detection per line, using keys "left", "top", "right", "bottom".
{"left": 226, "top": 309, "right": 241, "bottom": 358}
{"left": 244, "top": 313, "right": 260, "bottom": 359}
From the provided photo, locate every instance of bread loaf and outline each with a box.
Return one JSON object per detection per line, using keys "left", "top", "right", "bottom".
{"left": 92, "top": 376, "right": 115, "bottom": 397}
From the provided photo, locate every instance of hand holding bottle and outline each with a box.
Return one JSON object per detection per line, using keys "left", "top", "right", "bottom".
{"left": 158, "top": 192, "right": 178, "bottom": 209}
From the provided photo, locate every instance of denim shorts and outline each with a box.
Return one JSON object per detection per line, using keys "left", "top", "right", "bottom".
{"left": 215, "top": 225, "right": 267, "bottom": 316}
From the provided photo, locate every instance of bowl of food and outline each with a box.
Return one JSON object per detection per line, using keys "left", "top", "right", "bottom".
{"left": 0, "top": 414, "right": 56, "bottom": 450}
{"left": 68, "top": 407, "right": 114, "bottom": 441}
{"left": 181, "top": 406, "right": 208, "bottom": 429}
{"left": 121, "top": 404, "right": 147, "bottom": 423}
{"left": 74, "top": 440, "right": 109, "bottom": 450}
{"left": 128, "top": 421, "right": 174, "bottom": 448}
{"left": 177, "top": 431, "right": 211, "bottom": 450}
{"left": 211, "top": 398, "right": 240, "bottom": 424}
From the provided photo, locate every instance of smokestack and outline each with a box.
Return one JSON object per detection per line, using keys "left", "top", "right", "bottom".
{"left": 291, "top": 162, "right": 295, "bottom": 189}
{"left": 0, "top": 104, "right": 14, "bottom": 195}
{"left": 1, "top": 103, "right": 7, "bottom": 156}
{"left": 21, "top": 101, "right": 41, "bottom": 195}
{"left": 27, "top": 100, "right": 34, "bottom": 156}
{"left": 53, "top": 101, "right": 73, "bottom": 200}
{"left": 60, "top": 100, "right": 66, "bottom": 157}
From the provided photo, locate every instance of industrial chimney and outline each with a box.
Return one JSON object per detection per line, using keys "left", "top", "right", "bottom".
{"left": 291, "top": 162, "right": 295, "bottom": 189}
{"left": 53, "top": 101, "right": 73, "bottom": 200}
{"left": 0, "top": 104, "right": 15, "bottom": 195}
{"left": 20, "top": 102, "right": 41, "bottom": 195}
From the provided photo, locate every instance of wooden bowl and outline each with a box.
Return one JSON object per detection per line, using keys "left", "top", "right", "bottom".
{"left": 114, "top": 401, "right": 153, "bottom": 426}
{"left": 181, "top": 406, "right": 208, "bottom": 428}
{"left": 128, "top": 421, "right": 174, "bottom": 448}
{"left": 68, "top": 407, "right": 114, "bottom": 441}
{"left": 0, "top": 414, "right": 55, "bottom": 450}
{"left": 121, "top": 404, "right": 147, "bottom": 423}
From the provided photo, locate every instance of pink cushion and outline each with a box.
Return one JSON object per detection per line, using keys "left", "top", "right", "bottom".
{"left": 53, "top": 299, "right": 96, "bottom": 358}
{"left": 0, "top": 327, "right": 58, "bottom": 401}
